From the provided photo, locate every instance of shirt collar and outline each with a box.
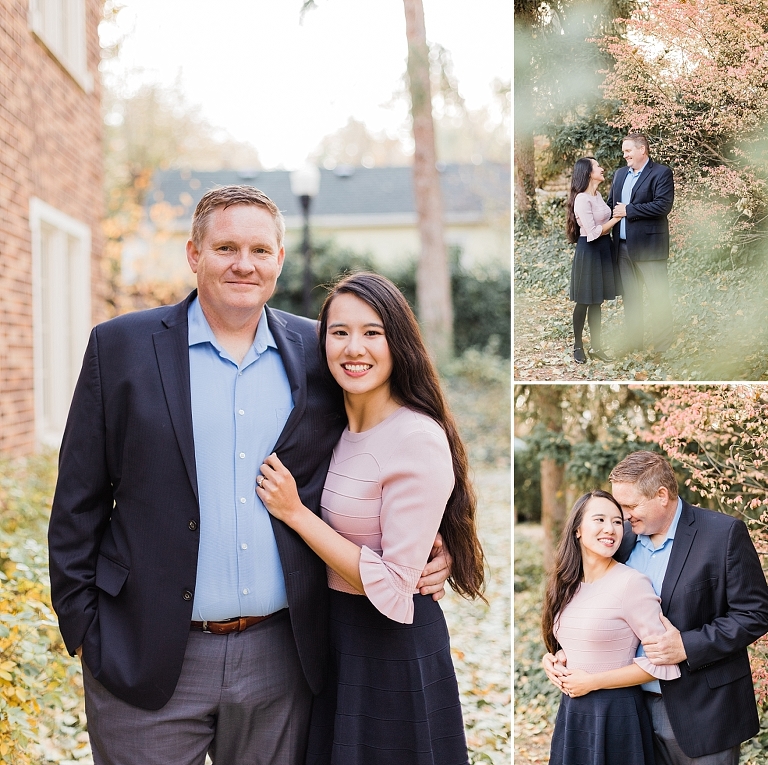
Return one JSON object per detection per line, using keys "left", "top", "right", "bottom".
{"left": 628, "top": 158, "right": 650, "bottom": 178}
{"left": 636, "top": 496, "right": 683, "bottom": 551}
{"left": 188, "top": 297, "right": 277, "bottom": 355}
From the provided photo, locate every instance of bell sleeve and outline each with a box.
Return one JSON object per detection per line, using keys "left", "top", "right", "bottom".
{"left": 358, "top": 426, "right": 454, "bottom": 624}
{"left": 623, "top": 569, "right": 682, "bottom": 680}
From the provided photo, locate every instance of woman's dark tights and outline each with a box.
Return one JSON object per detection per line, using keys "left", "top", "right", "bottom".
{"left": 573, "top": 303, "right": 602, "bottom": 350}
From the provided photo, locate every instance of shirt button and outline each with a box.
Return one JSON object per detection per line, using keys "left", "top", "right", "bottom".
{"left": 188, "top": 520, "right": 198, "bottom": 531}
{"left": 183, "top": 590, "right": 193, "bottom": 601}
{"left": 238, "top": 409, "right": 245, "bottom": 416}
{"left": 243, "top": 588, "right": 249, "bottom": 595}
{"left": 240, "top": 497, "right": 246, "bottom": 504}
{"left": 239, "top": 452, "right": 245, "bottom": 459}
{"left": 241, "top": 543, "right": 248, "bottom": 550}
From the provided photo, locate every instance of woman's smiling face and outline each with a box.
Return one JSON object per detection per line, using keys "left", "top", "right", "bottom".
{"left": 576, "top": 496, "right": 624, "bottom": 559}
{"left": 324, "top": 292, "right": 394, "bottom": 401}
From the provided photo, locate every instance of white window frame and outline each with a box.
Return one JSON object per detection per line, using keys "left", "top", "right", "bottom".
{"left": 29, "top": 0, "right": 93, "bottom": 93}
{"left": 30, "top": 197, "right": 92, "bottom": 447}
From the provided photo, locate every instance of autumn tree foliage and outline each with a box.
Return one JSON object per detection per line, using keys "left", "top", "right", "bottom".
{"left": 647, "top": 385, "right": 768, "bottom": 705}
{"left": 648, "top": 386, "right": 768, "bottom": 516}
{"left": 597, "top": 0, "right": 768, "bottom": 252}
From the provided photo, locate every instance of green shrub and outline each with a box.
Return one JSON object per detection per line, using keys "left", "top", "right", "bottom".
{"left": 0, "top": 454, "right": 88, "bottom": 764}
{"left": 513, "top": 529, "right": 560, "bottom": 730}
{"left": 514, "top": 204, "right": 572, "bottom": 299}
{"left": 271, "top": 241, "right": 510, "bottom": 358}
{"left": 441, "top": 347, "right": 510, "bottom": 469}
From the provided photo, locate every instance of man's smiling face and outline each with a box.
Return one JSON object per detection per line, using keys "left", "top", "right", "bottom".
{"left": 610, "top": 481, "right": 675, "bottom": 541}
{"left": 186, "top": 203, "right": 285, "bottom": 324}
{"left": 622, "top": 139, "right": 648, "bottom": 171}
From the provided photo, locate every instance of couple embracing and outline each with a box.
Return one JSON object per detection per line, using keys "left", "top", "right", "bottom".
{"left": 566, "top": 133, "right": 675, "bottom": 364}
{"left": 48, "top": 185, "right": 485, "bottom": 765}
{"left": 543, "top": 450, "right": 768, "bottom": 765}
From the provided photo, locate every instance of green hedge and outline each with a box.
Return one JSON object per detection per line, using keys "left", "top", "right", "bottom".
{"left": 270, "top": 241, "right": 510, "bottom": 358}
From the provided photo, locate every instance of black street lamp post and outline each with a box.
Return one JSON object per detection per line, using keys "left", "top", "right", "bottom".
{"left": 289, "top": 165, "right": 321, "bottom": 317}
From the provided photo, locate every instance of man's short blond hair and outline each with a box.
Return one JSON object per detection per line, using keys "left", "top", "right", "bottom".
{"left": 191, "top": 185, "right": 285, "bottom": 248}
{"left": 624, "top": 132, "right": 651, "bottom": 157}
{"left": 609, "top": 450, "right": 678, "bottom": 500}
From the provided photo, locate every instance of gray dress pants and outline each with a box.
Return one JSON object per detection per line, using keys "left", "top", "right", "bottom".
{"left": 618, "top": 242, "right": 675, "bottom": 351}
{"left": 644, "top": 693, "right": 740, "bottom": 765}
{"left": 82, "top": 610, "right": 312, "bottom": 765}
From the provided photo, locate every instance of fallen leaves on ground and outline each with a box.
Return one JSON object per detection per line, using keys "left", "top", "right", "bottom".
{"left": 515, "top": 230, "right": 768, "bottom": 381}
{"left": 443, "top": 469, "right": 511, "bottom": 764}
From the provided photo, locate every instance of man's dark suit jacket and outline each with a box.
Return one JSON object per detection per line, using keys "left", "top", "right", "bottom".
{"left": 607, "top": 159, "right": 674, "bottom": 262}
{"left": 48, "top": 292, "right": 346, "bottom": 710}
{"left": 616, "top": 501, "right": 768, "bottom": 758}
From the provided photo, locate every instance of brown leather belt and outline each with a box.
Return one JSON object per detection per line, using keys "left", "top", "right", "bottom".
{"left": 190, "top": 612, "right": 280, "bottom": 635}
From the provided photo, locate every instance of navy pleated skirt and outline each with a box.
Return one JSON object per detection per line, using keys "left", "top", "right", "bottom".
{"left": 570, "top": 235, "right": 621, "bottom": 304}
{"left": 305, "top": 590, "right": 469, "bottom": 765}
{"left": 549, "top": 686, "right": 655, "bottom": 765}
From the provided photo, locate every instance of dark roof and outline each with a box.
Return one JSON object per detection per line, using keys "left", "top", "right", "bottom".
{"left": 147, "top": 163, "right": 510, "bottom": 221}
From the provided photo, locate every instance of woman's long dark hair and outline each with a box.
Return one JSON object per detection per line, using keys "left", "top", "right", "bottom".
{"left": 565, "top": 157, "right": 596, "bottom": 244}
{"left": 318, "top": 272, "right": 486, "bottom": 600}
{"left": 541, "top": 490, "right": 623, "bottom": 654}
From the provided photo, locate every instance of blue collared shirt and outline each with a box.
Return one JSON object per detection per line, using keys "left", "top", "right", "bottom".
{"left": 188, "top": 297, "right": 293, "bottom": 621}
{"left": 619, "top": 158, "right": 649, "bottom": 239}
{"left": 626, "top": 496, "right": 683, "bottom": 692}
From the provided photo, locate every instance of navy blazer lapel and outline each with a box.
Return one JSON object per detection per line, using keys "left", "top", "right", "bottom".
{"left": 616, "top": 522, "right": 637, "bottom": 563}
{"left": 659, "top": 501, "right": 697, "bottom": 612}
{"left": 611, "top": 167, "right": 630, "bottom": 204}
{"left": 629, "top": 159, "right": 655, "bottom": 201}
{"left": 153, "top": 292, "right": 198, "bottom": 502}
{"left": 267, "top": 306, "right": 308, "bottom": 451}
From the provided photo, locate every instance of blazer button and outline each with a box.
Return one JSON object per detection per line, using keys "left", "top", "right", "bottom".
{"left": 188, "top": 520, "right": 198, "bottom": 531}
{"left": 183, "top": 590, "right": 193, "bottom": 601}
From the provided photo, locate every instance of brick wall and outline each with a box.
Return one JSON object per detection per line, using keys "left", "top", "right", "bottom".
{"left": 0, "top": 0, "right": 104, "bottom": 454}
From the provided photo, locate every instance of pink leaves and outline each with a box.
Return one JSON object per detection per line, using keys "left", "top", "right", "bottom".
{"left": 649, "top": 386, "right": 768, "bottom": 516}
{"left": 595, "top": 0, "right": 768, "bottom": 253}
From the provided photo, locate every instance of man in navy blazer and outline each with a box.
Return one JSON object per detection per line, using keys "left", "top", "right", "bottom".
{"left": 48, "top": 186, "right": 449, "bottom": 765}
{"left": 607, "top": 133, "right": 675, "bottom": 353}
{"left": 544, "top": 451, "right": 768, "bottom": 765}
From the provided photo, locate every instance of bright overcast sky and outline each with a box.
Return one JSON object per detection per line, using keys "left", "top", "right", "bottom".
{"left": 104, "top": 0, "right": 511, "bottom": 169}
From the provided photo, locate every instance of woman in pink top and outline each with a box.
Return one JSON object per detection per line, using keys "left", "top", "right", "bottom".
{"left": 565, "top": 157, "right": 622, "bottom": 364}
{"left": 542, "top": 490, "right": 680, "bottom": 765}
{"left": 256, "top": 272, "right": 486, "bottom": 765}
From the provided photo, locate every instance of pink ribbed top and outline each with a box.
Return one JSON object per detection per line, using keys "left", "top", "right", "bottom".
{"left": 554, "top": 562, "right": 681, "bottom": 680}
{"left": 574, "top": 191, "right": 612, "bottom": 242}
{"left": 320, "top": 406, "right": 454, "bottom": 624}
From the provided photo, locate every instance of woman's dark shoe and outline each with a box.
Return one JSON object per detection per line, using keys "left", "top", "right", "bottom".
{"left": 588, "top": 347, "right": 614, "bottom": 362}
{"left": 573, "top": 346, "right": 587, "bottom": 364}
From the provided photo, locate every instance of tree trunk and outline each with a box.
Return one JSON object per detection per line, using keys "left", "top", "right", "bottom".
{"left": 541, "top": 458, "right": 566, "bottom": 571}
{"left": 514, "top": 2, "right": 541, "bottom": 224}
{"left": 529, "top": 385, "right": 567, "bottom": 570}
{"left": 514, "top": 131, "right": 538, "bottom": 219}
{"left": 403, "top": 0, "right": 454, "bottom": 364}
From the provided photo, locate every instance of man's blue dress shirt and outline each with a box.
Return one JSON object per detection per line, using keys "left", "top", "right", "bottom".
{"left": 188, "top": 298, "right": 293, "bottom": 621}
{"left": 619, "top": 158, "right": 649, "bottom": 240}
{"left": 626, "top": 496, "right": 683, "bottom": 692}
